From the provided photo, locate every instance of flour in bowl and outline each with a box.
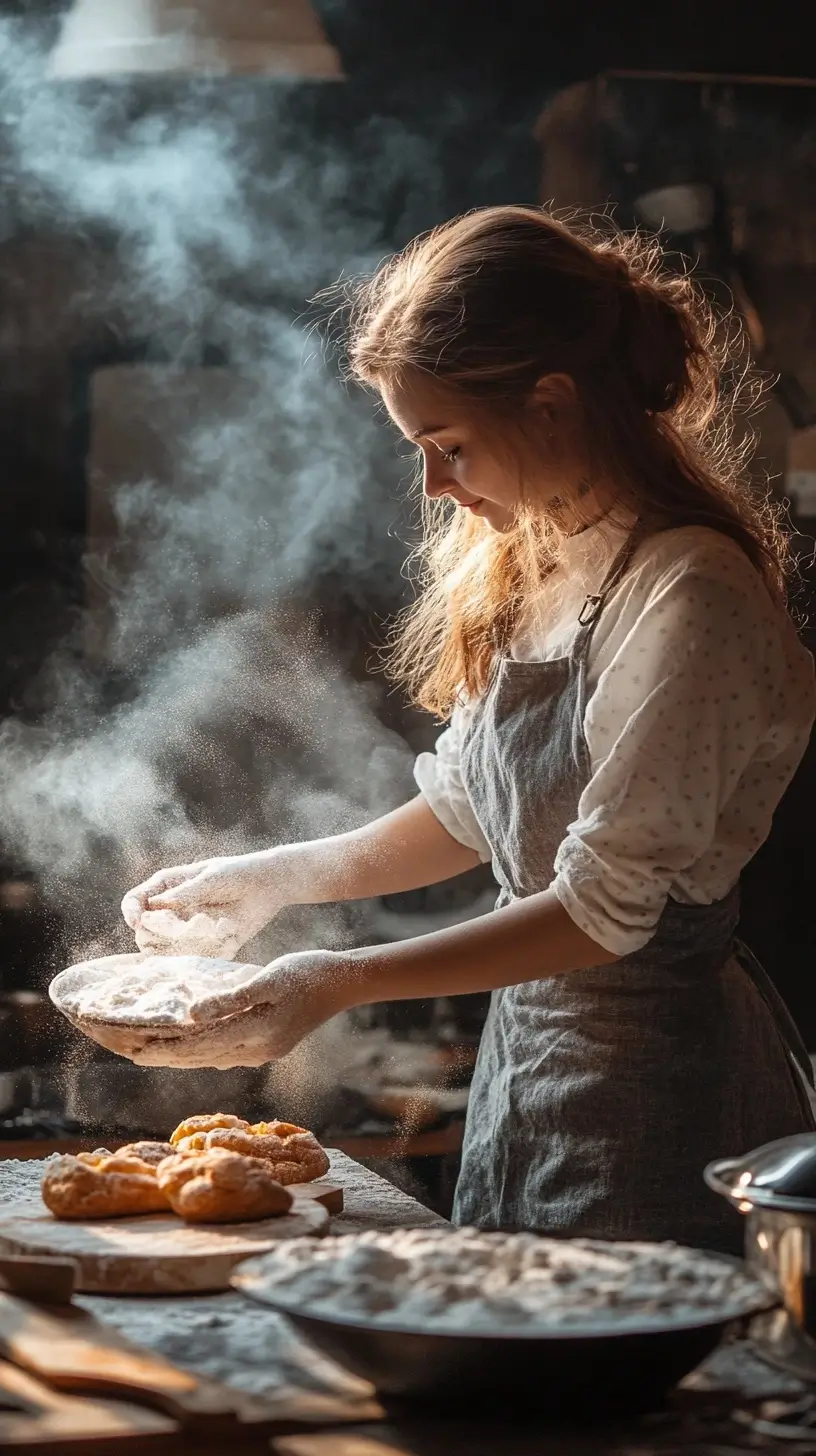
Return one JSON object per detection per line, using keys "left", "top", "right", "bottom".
{"left": 241, "top": 1228, "right": 767, "bottom": 1333}
{"left": 49, "top": 953, "right": 277, "bottom": 1029}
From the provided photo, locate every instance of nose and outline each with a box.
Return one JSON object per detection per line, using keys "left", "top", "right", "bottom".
{"left": 422, "top": 452, "right": 450, "bottom": 501}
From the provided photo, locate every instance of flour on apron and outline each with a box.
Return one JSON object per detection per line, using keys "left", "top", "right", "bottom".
{"left": 455, "top": 527, "right": 815, "bottom": 1253}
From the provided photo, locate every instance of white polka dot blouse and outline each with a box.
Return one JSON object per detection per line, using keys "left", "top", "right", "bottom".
{"left": 414, "top": 520, "right": 816, "bottom": 956}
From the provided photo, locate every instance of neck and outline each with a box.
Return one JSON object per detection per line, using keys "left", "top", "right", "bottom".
{"left": 545, "top": 477, "right": 611, "bottom": 536}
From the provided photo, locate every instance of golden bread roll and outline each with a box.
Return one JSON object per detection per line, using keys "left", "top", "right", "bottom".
{"left": 117, "top": 1140, "right": 175, "bottom": 1166}
{"left": 169, "top": 1113, "right": 246, "bottom": 1146}
{"left": 156, "top": 1148, "right": 293, "bottom": 1223}
{"left": 169, "top": 1113, "right": 330, "bottom": 1185}
{"left": 41, "top": 1149, "right": 170, "bottom": 1219}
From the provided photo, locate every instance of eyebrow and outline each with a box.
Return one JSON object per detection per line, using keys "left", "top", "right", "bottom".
{"left": 411, "top": 424, "right": 448, "bottom": 439}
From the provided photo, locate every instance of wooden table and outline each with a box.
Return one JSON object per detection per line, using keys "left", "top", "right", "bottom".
{"left": 0, "top": 1123, "right": 464, "bottom": 1163}
{"left": 1, "top": 1153, "right": 811, "bottom": 1453}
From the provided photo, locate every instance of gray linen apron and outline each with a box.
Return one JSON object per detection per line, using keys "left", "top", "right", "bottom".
{"left": 454, "top": 526, "right": 815, "bottom": 1253}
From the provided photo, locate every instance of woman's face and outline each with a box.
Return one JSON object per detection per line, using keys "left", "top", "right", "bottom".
{"left": 382, "top": 379, "right": 554, "bottom": 534}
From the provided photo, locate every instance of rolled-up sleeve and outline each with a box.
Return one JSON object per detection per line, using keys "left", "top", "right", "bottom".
{"left": 551, "top": 567, "right": 790, "bottom": 956}
{"left": 414, "top": 707, "right": 493, "bottom": 861}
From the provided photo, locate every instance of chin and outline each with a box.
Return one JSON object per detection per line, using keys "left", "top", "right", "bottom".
{"left": 480, "top": 505, "right": 515, "bottom": 534}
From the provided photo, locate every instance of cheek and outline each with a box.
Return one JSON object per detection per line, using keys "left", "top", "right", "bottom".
{"left": 477, "top": 458, "right": 523, "bottom": 507}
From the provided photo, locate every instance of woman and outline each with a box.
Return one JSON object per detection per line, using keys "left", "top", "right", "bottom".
{"left": 123, "top": 206, "right": 816, "bottom": 1252}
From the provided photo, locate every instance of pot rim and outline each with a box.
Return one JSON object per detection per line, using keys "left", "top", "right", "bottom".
{"left": 705, "top": 1156, "right": 816, "bottom": 1216}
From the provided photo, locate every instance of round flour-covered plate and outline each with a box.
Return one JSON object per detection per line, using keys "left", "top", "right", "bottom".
{"left": 49, "top": 952, "right": 278, "bottom": 1061}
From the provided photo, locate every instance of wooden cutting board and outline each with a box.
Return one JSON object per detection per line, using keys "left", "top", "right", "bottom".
{"left": 0, "top": 1191, "right": 334, "bottom": 1296}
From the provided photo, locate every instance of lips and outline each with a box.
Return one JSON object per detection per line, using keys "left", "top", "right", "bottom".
{"left": 439, "top": 491, "right": 485, "bottom": 512}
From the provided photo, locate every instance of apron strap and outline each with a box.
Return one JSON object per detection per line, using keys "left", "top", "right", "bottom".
{"left": 733, "top": 937, "right": 816, "bottom": 1127}
{"left": 573, "top": 517, "right": 648, "bottom": 654}
{"left": 734, "top": 938, "right": 815, "bottom": 1084}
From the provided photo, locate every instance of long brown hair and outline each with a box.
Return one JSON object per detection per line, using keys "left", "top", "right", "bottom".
{"left": 331, "top": 205, "right": 789, "bottom": 717}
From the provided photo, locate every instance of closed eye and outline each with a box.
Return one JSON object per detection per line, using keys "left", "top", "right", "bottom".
{"left": 440, "top": 446, "right": 461, "bottom": 463}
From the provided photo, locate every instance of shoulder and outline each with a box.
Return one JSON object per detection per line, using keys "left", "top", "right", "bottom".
{"left": 622, "top": 525, "right": 797, "bottom": 637}
{"left": 613, "top": 524, "right": 814, "bottom": 709}
{"left": 631, "top": 524, "right": 768, "bottom": 595}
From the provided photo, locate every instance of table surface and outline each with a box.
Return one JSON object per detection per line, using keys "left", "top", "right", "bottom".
{"left": 0, "top": 1151, "right": 811, "bottom": 1453}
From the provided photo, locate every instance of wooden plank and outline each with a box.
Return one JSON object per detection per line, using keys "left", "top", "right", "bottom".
{"left": 284, "top": 1182, "right": 344, "bottom": 1216}
{"left": 0, "top": 1358, "right": 179, "bottom": 1452}
{"left": 1, "top": 1127, "right": 465, "bottom": 1161}
{"left": 276, "top": 1438, "right": 405, "bottom": 1456}
{"left": 0, "top": 1293, "right": 288, "bottom": 1431}
{"left": 0, "top": 1143, "right": 121, "bottom": 1162}
{"left": 0, "top": 1257, "right": 77, "bottom": 1304}
{"left": 274, "top": 1426, "right": 630, "bottom": 1456}
{"left": 328, "top": 1127, "right": 463, "bottom": 1160}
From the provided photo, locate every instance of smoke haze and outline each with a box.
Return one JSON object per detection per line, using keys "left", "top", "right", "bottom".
{"left": 0, "top": 16, "right": 433, "bottom": 968}
{"left": 0, "top": 13, "right": 505, "bottom": 1131}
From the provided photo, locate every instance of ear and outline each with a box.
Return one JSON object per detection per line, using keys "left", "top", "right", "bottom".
{"left": 529, "top": 373, "right": 578, "bottom": 418}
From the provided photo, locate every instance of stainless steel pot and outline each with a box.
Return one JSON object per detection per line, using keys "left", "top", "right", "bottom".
{"left": 706, "top": 1136, "right": 816, "bottom": 1338}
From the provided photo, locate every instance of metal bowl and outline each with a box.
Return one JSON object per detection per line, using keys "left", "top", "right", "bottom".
{"left": 232, "top": 1264, "right": 772, "bottom": 1414}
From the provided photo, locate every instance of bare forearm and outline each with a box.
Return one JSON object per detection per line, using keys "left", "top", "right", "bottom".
{"left": 337, "top": 887, "right": 619, "bottom": 1003}
{"left": 275, "top": 795, "right": 481, "bottom": 905}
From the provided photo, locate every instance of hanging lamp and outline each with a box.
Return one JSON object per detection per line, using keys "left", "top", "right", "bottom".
{"left": 47, "top": 0, "right": 343, "bottom": 80}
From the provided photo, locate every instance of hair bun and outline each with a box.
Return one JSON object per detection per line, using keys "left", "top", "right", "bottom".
{"left": 613, "top": 278, "right": 694, "bottom": 414}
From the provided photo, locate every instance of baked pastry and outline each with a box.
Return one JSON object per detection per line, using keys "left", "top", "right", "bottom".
{"left": 157, "top": 1148, "right": 293, "bottom": 1223}
{"left": 169, "top": 1114, "right": 246, "bottom": 1145}
{"left": 117, "top": 1140, "right": 176, "bottom": 1166}
{"left": 169, "top": 1114, "right": 330, "bottom": 1185}
{"left": 41, "top": 1148, "right": 171, "bottom": 1219}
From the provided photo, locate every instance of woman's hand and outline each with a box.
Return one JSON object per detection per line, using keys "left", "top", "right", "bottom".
{"left": 128, "top": 950, "right": 350, "bottom": 1069}
{"left": 121, "top": 850, "right": 291, "bottom": 958}
{"left": 121, "top": 798, "right": 478, "bottom": 959}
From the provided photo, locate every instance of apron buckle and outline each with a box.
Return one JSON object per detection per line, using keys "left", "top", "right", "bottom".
{"left": 578, "top": 593, "right": 603, "bottom": 626}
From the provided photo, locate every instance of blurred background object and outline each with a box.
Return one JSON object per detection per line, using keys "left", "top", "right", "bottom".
{"left": 47, "top": 0, "right": 345, "bottom": 80}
